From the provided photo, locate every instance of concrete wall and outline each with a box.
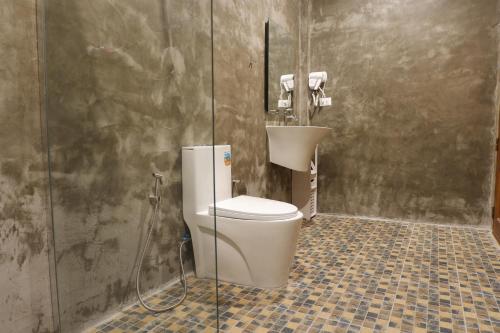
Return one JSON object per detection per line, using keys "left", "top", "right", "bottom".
{"left": 43, "top": 0, "right": 301, "bottom": 331}
{"left": 5, "top": 0, "right": 497, "bottom": 331}
{"left": 213, "top": 0, "right": 302, "bottom": 201}
{"left": 44, "top": 1, "right": 212, "bottom": 331}
{"left": 0, "top": 1, "right": 55, "bottom": 332}
{"left": 308, "top": 0, "right": 498, "bottom": 225}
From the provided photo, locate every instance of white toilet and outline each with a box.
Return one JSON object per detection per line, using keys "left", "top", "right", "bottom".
{"left": 182, "top": 145, "right": 303, "bottom": 288}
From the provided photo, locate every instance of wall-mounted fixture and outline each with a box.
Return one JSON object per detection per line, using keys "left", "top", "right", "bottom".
{"left": 308, "top": 71, "right": 331, "bottom": 120}
{"left": 269, "top": 73, "right": 296, "bottom": 125}
{"left": 278, "top": 74, "right": 294, "bottom": 108}
{"left": 309, "top": 71, "right": 331, "bottom": 107}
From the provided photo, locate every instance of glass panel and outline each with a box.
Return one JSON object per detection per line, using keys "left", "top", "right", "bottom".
{"left": 43, "top": 1, "right": 218, "bottom": 331}
{"left": 212, "top": 2, "right": 302, "bottom": 331}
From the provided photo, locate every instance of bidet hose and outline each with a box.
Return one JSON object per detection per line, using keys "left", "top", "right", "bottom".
{"left": 135, "top": 195, "right": 190, "bottom": 313}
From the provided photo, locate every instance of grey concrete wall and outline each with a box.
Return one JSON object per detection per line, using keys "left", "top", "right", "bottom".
{"left": 213, "top": 0, "right": 301, "bottom": 201}
{"left": 44, "top": 1, "right": 212, "bottom": 331}
{"left": 0, "top": 1, "right": 55, "bottom": 332}
{"left": 3, "top": 0, "right": 497, "bottom": 332}
{"left": 43, "top": 0, "right": 301, "bottom": 331}
{"left": 308, "top": 0, "right": 498, "bottom": 225}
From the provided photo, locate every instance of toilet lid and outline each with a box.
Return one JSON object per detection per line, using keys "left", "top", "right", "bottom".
{"left": 208, "top": 195, "right": 299, "bottom": 221}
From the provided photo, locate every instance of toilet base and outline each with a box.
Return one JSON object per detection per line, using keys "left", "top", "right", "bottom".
{"left": 186, "top": 211, "right": 303, "bottom": 289}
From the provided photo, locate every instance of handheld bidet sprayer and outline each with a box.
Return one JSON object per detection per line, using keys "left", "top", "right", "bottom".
{"left": 136, "top": 171, "right": 190, "bottom": 313}
{"left": 149, "top": 172, "right": 163, "bottom": 205}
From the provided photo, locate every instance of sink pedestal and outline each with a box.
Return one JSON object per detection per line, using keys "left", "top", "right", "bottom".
{"left": 265, "top": 126, "right": 331, "bottom": 172}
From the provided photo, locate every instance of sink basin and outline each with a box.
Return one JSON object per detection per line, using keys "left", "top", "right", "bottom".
{"left": 266, "top": 126, "right": 331, "bottom": 171}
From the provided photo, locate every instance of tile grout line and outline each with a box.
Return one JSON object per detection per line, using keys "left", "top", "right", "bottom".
{"left": 319, "top": 213, "right": 492, "bottom": 231}
{"left": 88, "top": 273, "right": 197, "bottom": 331}
{"left": 432, "top": 224, "right": 440, "bottom": 332}
{"left": 408, "top": 223, "right": 424, "bottom": 329}
{"left": 346, "top": 222, "right": 408, "bottom": 331}
{"left": 460, "top": 228, "right": 498, "bottom": 327}
{"left": 88, "top": 216, "right": 499, "bottom": 333}
{"left": 307, "top": 219, "right": 386, "bottom": 332}
{"left": 449, "top": 226, "right": 468, "bottom": 333}
{"left": 300, "top": 219, "right": 369, "bottom": 332}
{"left": 464, "top": 228, "right": 498, "bottom": 327}
{"left": 450, "top": 224, "right": 479, "bottom": 333}
{"left": 409, "top": 224, "right": 431, "bottom": 333}
{"left": 437, "top": 225, "right": 454, "bottom": 332}
{"left": 383, "top": 222, "right": 416, "bottom": 332}
{"left": 470, "top": 229, "right": 500, "bottom": 294}
{"left": 421, "top": 226, "right": 431, "bottom": 333}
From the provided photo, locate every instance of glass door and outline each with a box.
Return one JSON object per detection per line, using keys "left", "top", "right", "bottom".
{"left": 42, "top": 0, "right": 219, "bottom": 331}
{"left": 210, "top": 2, "right": 303, "bottom": 331}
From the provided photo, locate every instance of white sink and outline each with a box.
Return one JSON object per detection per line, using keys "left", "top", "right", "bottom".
{"left": 266, "top": 126, "right": 331, "bottom": 171}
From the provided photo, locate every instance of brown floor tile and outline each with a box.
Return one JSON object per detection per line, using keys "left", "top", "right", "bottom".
{"left": 89, "top": 215, "right": 500, "bottom": 333}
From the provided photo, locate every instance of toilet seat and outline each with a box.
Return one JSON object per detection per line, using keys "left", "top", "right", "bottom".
{"left": 208, "top": 195, "right": 299, "bottom": 221}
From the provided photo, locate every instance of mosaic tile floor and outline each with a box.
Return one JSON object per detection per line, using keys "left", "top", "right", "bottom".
{"left": 89, "top": 215, "right": 500, "bottom": 333}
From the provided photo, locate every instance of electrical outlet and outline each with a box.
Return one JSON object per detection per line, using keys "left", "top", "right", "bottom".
{"left": 319, "top": 97, "right": 332, "bottom": 107}
{"left": 278, "top": 99, "right": 291, "bottom": 108}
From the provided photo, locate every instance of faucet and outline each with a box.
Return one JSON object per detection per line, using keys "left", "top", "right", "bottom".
{"left": 284, "top": 108, "right": 296, "bottom": 125}
{"left": 269, "top": 108, "right": 296, "bottom": 126}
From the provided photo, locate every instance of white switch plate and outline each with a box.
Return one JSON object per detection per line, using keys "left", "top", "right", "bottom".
{"left": 319, "top": 97, "right": 332, "bottom": 106}
{"left": 278, "top": 99, "right": 292, "bottom": 108}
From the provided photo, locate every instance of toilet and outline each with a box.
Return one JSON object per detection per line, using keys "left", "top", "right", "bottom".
{"left": 182, "top": 145, "right": 303, "bottom": 288}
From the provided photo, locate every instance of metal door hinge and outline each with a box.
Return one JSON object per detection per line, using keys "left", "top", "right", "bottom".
{"left": 492, "top": 206, "right": 495, "bottom": 219}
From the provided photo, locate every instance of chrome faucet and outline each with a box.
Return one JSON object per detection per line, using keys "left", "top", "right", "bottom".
{"left": 269, "top": 108, "right": 296, "bottom": 126}
{"left": 284, "top": 108, "right": 296, "bottom": 125}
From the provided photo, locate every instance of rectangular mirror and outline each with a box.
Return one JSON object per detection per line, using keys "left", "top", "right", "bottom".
{"left": 265, "top": 17, "right": 298, "bottom": 113}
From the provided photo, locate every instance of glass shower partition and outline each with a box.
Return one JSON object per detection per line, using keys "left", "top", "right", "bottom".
{"left": 42, "top": 1, "right": 219, "bottom": 331}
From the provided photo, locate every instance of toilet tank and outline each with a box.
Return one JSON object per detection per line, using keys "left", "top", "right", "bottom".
{"left": 182, "top": 145, "right": 232, "bottom": 217}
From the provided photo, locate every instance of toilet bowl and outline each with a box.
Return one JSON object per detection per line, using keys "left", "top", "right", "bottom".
{"left": 182, "top": 145, "right": 303, "bottom": 288}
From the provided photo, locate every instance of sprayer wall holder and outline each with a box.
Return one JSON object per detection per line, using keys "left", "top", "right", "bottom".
{"left": 319, "top": 97, "right": 332, "bottom": 106}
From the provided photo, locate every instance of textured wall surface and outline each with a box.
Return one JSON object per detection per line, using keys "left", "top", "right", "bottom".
{"left": 44, "top": 0, "right": 302, "bottom": 331}
{"left": 0, "top": 1, "right": 55, "bottom": 332}
{"left": 213, "top": 0, "right": 301, "bottom": 201}
{"left": 309, "top": 0, "right": 498, "bottom": 225}
{"left": 45, "top": 1, "right": 213, "bottom": 331}
{"left": 43, "top": 1, "right": 302, "bottom": 330}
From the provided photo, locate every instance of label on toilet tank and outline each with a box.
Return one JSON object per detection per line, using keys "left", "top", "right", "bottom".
{"left": 224, "top": 151, "right": 231, "bottom": 166}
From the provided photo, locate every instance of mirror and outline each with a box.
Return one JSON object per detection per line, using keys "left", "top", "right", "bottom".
{"left": 265, "top": 17, "right": 297, "bottom": 113}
